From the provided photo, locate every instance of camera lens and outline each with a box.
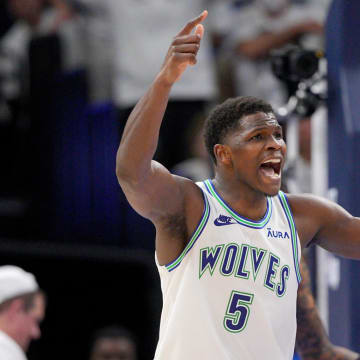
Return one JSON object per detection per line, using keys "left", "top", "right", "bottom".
{"left": 290, "top": 51, "right": 319, "bottom": 80}
{"left": 271, "top": 47, "right": 320, "bottom": 83}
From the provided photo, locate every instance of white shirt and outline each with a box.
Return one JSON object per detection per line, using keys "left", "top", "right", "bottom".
{"left": 67, "top": 0, "right": 114, "bottom": 102}
{"left": 0, "top": 330, "right": 27, "bottom": 360}
{"left": 104, "top": 0, "right": 217, "bottom": 107}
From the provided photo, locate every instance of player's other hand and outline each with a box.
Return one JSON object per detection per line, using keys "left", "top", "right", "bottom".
{"left": 302, "top": 345, "right": 359, "bottom": 360}
{"left": 294, "top": 20, "right": 323, "bottom": 35}
{"left": 157, "top": 10, "right": 207, "bottom": 86}
{"left": 331, "top": 345, "right": 359, "bottom": 360}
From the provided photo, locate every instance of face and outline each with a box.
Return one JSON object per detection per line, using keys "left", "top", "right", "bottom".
{"left": 221, "top": 112, "right": 286, "bottom": 196}
{"left": 91, "top": 337, "right": 137, "bottom": 360}
{"left": 15, "top": 293, "right": 45, "bottom": 351}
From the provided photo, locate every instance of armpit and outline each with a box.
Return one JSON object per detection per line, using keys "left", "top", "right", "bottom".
{"left": 161, "top": 212, "right": 188, "bottom": 241}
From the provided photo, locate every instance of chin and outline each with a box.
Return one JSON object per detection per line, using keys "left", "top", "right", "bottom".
{"left": 267, "top": 189, "right": 280, "bottom": 197}
{"left": 262, "top": 184, "right": 281, "bottom": 197}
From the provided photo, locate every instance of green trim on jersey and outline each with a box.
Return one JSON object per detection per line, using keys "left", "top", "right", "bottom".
{"left": 166, "top": 192, "right": 210, "bottom": 272}
{"left": 278, "top": 191, "right": 302, "bottom": 283}
{"left": 204, "top": 179, "right": 272, "bottom": 229}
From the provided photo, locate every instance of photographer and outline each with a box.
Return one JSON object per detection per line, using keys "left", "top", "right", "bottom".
{"left": 216, "top": 0, "right": 329, "bottom": 108}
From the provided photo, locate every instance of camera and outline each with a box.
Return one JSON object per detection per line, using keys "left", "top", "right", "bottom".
{"left": 271, "top": 46, "right": 327, "bottom": 117}
{"left": 271, "top": 45, "right": 321, "bottom": 84}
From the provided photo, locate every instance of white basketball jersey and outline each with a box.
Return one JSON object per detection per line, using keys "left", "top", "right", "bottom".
{"left": 154, "top": 180, "right": 301, "bottom": 360}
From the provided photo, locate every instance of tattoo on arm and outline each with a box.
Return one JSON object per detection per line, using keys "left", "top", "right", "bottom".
{"left": 296, "top": 256, "right": 332, "bottom": 359}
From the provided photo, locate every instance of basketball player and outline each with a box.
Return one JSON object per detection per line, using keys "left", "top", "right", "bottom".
{"left": 116, "top": 11, "right": 360, "bottom": 359}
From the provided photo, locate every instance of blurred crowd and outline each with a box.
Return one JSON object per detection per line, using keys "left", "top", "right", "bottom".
{"left": 0, "top": 0, "right": 330, "bottom": 181}
{"left": 0, "top": 0, "right": 331, "bottom": 275}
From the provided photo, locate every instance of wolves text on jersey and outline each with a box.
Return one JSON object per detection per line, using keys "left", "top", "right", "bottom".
{"left": 199, "top": 244, "right": 290, "bottom": 297}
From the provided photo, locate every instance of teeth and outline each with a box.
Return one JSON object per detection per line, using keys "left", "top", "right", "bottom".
{"left": 263, "top": 159, "right": 280, "bottom": 164}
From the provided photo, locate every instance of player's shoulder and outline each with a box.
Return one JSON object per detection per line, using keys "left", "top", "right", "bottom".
{"left": 284, "top": 192, "right": 337, "bottom": 219}
{"left": 175, "top": 174, "right": 204, "bottom": 197}
{"left": 283, "top": 193, "right": 330, "bottom": 247}
{"left": 172, "top": 174, "right": 206, "bottom": 217}
{"left": 286, "top": 192, "right": 326, "bottom": 206}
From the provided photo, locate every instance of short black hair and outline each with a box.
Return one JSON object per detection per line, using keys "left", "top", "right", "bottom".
{"left": 204, "top": 96, "right": 274, "bottom": 163}
{"left": 89, "top": 325, "right": 137, "bottom": 355}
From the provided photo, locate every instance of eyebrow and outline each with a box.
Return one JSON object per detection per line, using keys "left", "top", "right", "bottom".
{"left": 245, "top": 124, "right": 282, "bottom": 133}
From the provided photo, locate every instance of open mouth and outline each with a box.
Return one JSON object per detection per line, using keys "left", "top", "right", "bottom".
{"left": 259, "top": 158, "right": 281, "bottom": 179}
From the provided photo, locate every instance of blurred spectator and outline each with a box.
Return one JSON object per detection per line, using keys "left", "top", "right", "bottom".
{"left": 89, "top": 325, "right": 137, "bottom": 360}
{"left": 64, "top": 0, "right": 113, "bottom": 103}
{"left": 0, "top": 265, "right": 46, "bottom": 360}
{"left": 211, "top": 0, "right": 330, "bottom": 108}
{"left": 0, "top": 0, "right": 85, "bottom": 203}
{"left": 0, "top": 0, "right": 84, "bottom": 106}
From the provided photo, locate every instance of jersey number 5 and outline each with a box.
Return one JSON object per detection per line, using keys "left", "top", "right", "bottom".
{"left": 224, "top": 290, "right": 254, "bottom": 333}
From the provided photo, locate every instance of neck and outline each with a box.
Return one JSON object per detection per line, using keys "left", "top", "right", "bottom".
{"left": 212, "top": 174, "right": 268, "bottom": 221}
{"left": 0, "top": 317, "right": 24, "bottom": 351}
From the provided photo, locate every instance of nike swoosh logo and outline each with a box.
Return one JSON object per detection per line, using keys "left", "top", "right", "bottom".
{"left": 214, "top": 218, "right": 237, "bottom": 226}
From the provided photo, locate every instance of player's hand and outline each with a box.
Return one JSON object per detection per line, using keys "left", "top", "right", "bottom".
{"left": 330, "top": 345, "right": 359, "bottom": 360}
{"left": 301, "top": 345, "right": 359, "bottom": 360}
{"left": 157, "top": 10, "right": 207, "bottom": 86}
{"left": 294, "top": 20, "right": 323, "bottom": 35}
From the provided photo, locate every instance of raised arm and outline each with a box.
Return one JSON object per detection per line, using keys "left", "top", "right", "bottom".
{"left": 288, "top": 194, "right": 360, "bottom": 259}
{"left": 116, "top": 11, "right": 207, "bottom": 263}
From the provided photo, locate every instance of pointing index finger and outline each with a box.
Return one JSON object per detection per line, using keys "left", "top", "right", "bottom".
{"left": 177, "top": 10, "right": 208, "bottom": 37}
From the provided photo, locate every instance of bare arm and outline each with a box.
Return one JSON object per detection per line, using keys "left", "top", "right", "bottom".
{"left": 236, "top": 21, "right": 323, "bottom": 60}
{"left": 116, "top": 12, "right": 208, "bottom": 263}
{"left": 296, "top": 256, "right": 359, "bottom": 360}
{"left": 288, "top": 194, "right": 360, "bottom": 259}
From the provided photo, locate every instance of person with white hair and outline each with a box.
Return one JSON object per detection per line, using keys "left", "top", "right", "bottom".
{"left": 0, "top": 265, "right": 45, "bottom": 360}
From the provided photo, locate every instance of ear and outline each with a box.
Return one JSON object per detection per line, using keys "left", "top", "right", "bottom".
{"left": 214, "top": 144, "right": 232, "bottom": 166}
{"left": 7, "top": 299, "right": 24, "bottom": 319}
